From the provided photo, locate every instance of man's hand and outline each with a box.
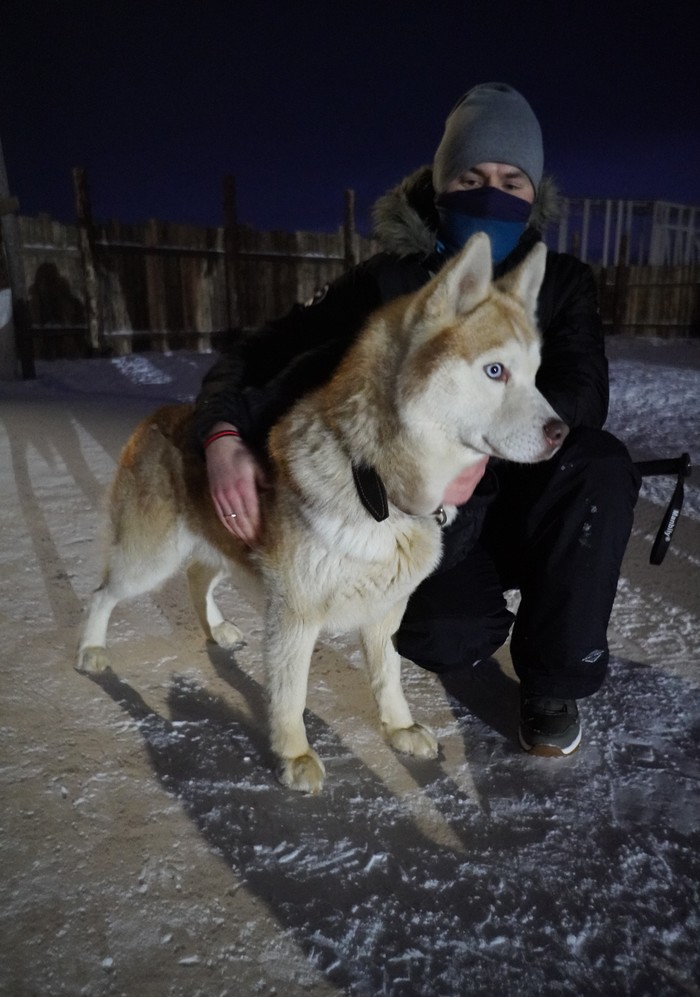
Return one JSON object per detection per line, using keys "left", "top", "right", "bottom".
{"left": 442, "top": 456, "right": 489, "bottom": 506}
{"left": 205, "top": 423, "right": 267, "bottom": 546}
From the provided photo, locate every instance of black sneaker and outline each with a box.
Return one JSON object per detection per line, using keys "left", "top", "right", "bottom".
{"left": 519, "top": 694, "right": 581, "bottom": 756}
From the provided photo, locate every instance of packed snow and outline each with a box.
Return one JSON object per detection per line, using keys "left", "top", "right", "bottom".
{"left": 1, "top": 336, "right": 699, "bottom": 996}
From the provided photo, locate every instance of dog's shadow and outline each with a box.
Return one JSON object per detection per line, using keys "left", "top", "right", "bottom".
{"left": 89, "top": 649, "right": 503, "bottom": 992}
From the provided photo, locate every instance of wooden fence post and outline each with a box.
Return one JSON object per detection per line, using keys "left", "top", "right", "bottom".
{"left": 145, "top": 218, "right": 168, "bottom": 351}
{"left": 223, "top": 175, "right": 242, "bottom": 330}
{"left": 0, "top": 134, "right": 34, "bottom": 379}
{"left": 612, "top": 235, "right": 630, "bottom": 334}
{"left": 344, "top": 188, "right": 357, "bottom": 269}
{"left": 0, "top": 199, "right": 35, "bottom": 380}
{"left": 72, "top": 167, "right": 104, "bottom": 353}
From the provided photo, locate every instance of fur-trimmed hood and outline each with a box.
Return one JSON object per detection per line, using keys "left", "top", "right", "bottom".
{"left": 371, "top": 165, "right": 562, "bottom": 258}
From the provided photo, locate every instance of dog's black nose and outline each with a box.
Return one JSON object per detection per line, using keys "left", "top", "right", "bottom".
{"left": 543, "top": 419, "right": 569, "bottom": 448}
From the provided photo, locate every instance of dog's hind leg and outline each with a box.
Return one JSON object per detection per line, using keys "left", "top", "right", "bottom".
{"left": 76, "top": 580, "right": 122, "bottom": 674}
{"left": 186, "top": 560, "right": 244, "bottom": 649}
{"left": 76, "top": 541, "right": 186, "bottom": 674}
{"left": 264, "top": 596, "right": 325, "bottom": 793}
{"left": 360, "top": 603, "right": 438, "bottom": 759}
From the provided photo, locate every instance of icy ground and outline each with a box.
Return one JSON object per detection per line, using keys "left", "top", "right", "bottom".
{"left": 1, "top": 337, "right": 699, "bottom": 996}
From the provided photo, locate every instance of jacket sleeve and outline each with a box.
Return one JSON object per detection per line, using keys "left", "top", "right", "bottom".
{"left": 192, "top": 261, "right": 385, "bottom": 448}
{"left": 535, "top": 253, "right": 609, "bottom": 430}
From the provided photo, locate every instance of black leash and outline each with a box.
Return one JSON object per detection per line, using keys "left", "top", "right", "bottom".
{"left": 634, "top": 452, "right": 692, "bottom": 565}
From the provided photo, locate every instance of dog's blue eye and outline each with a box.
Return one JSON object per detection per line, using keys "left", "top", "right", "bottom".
{"left": 485, "top": 363, "right": 504, "bottom": 380}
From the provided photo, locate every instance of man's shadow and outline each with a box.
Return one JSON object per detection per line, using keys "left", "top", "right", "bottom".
{"left": 438, "top": 654, "right": 521, "bottom": 745}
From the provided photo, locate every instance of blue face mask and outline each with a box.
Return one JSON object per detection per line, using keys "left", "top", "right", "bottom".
{"left": 435, "top": 186, "right": 532, "bottom": 263}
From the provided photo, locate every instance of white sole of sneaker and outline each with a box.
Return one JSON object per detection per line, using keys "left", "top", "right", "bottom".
{"left": 518, "top": 725, "right": 582, "bottom": 757}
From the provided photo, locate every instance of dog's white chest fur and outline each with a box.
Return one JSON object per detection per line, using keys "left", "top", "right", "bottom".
{"left": 262, "top": 464, "right": 444, "bottom": 632}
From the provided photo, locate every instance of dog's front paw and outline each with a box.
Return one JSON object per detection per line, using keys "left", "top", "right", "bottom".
{"left": 385, "top": 722, "right": 439, "bottom": 759}
{"left": 76, "top": 646, "right": 110, "bottom": 674}
{"left": 276, "top": 750, "right": 326, "bottom": 794}
{"left": 210, "top": 621, "right": 245, "bottom": 650}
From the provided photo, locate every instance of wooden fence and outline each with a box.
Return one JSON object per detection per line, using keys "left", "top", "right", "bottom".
{"left": 12, "top": 174, "right": 700, "bottom": 361}
{"left": 596, "top": 263, "right": 700, "bottom": 337}
{"left": 19, "top": 171, "right": 376, "bottom": 360}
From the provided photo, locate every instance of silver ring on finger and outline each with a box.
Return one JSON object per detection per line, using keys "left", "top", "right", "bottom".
{"left": 225, "top": 513, "right": 237, "bottom": 519}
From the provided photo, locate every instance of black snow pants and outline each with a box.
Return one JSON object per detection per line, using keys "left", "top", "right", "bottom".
{"left": 395, "top": 428, "right": 642, "bottom": 700}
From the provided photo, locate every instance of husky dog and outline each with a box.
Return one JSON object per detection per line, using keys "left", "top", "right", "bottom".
{"left": 77, "top": 234, "right": 567, "bottom": 793}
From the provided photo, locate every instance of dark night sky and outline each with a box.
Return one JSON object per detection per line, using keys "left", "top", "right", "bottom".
{"left": 1, "top": 0, "right": 698, "bottom": 235}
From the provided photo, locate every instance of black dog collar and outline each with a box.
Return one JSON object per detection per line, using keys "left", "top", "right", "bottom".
{"left": 351, "top": 463, "right": 446, "bottom": 526}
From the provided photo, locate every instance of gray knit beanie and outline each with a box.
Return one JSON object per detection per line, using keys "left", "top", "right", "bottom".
{"left": 432, "top": 82, "right": 543, "bottom": 194}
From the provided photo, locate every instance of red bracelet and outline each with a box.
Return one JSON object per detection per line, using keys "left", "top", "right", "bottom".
{"left": 203, "top": 429, "right": 241, "bottom": 449}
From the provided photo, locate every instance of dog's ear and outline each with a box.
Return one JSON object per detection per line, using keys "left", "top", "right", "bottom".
{"left": 418, "top": 232, "right": 493, "bottom": 322}
{"left": 496, "top": 242, "right": 547, "bottom": 324}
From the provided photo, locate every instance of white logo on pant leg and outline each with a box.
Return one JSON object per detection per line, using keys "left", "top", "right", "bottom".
{"left": 582, "top": 649, "right": 604, "bottom": 663}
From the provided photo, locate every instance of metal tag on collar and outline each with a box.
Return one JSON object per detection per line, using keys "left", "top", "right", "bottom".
{"left": 433, "top": 506, "right": 447, "bottom": 527}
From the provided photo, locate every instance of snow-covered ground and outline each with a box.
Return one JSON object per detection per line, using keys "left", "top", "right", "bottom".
{"left": 1, "top": 337, "right": 699, "bottom": 996}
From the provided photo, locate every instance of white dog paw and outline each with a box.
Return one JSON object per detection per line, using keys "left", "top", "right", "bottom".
{"left": 276, "top": 750, "right": 326, "bottom": 794}
{"left": 76, "top": 646, "right": 111, "bottom": 674}
{"left": 385, "top": 722, "right": 439, "bottom": 759}
{"left": 210, "top": 621, "right": 245, "bottom": 650}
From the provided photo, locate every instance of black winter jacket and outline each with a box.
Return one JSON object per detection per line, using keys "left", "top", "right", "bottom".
{"left": 193, "top": 168, "right": 608, "bottom": 451}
